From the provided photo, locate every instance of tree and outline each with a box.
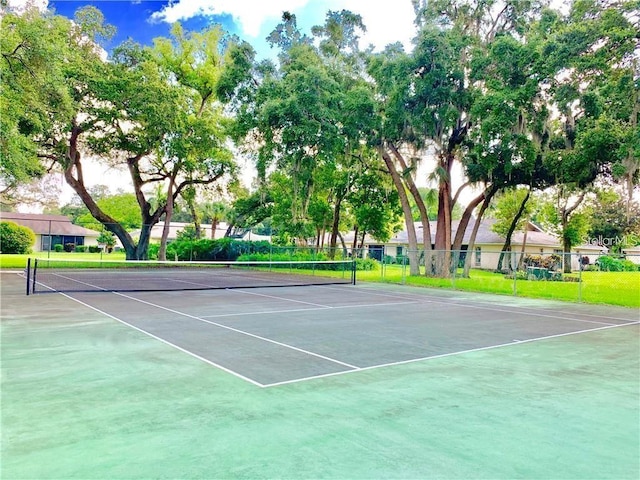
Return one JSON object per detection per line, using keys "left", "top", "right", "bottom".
{"left": 491, "top": 188, "right": 532, "bottom": 271}
{"left": 149, "top": 23, "right": 250, "bottom": 259}
{"left": 369, "top": 0, "right": 547, "bottom": 277}
{"left": 200, "top": 201, "right": 231, "bottom": 239}
{"left": 2, "top": 6, "right": 253, "bottom": 259}
{"left": 75, "top": 193, "right": 141, "bottom": 231}
{"left": 235, "top": 11, "right": 396, "bottom": 252}
{"left": 0, "top": 4, "right": 85, "bottom": 197}
{"left": 584, "top": 188, "right": 640, "bottom": 251}
{"left": 538, "top": 0, "right": 638, "bottom": 271}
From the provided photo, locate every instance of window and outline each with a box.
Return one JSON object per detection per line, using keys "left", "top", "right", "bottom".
{"left": 475, "top": 247, "right": 481, "bottom": 267}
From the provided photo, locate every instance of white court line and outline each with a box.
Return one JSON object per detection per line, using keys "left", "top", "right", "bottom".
{"left": 262, "top": 321, "right": 640, "bottom": 388}
{"left": 317, "top": 285, "right": 628, "bottom": 326}
{"left": 32, "top": 285, "right": 264, "bottom": 387}
{"left": 112, "top": 292, "right": 360, "bottom": 370}
{"left": 199, "top": 301, "right": 419, "bottom": 319}
{"left": 325, "top": 284, "right": 639, "bottom": 323}
{"left": 226, "top": 288, "right": 333, "bottom": 308}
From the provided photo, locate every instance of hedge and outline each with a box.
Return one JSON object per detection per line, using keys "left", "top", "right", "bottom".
{"left": 0, "top": 221, "right": 35, "bottom": 254}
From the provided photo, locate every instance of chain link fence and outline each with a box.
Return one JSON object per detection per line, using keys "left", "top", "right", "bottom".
{"left": 3, "top": 213, "right": 638, "bottom": 307}
{"left": 370, "top": 248, "right": 640, "bottom": 307}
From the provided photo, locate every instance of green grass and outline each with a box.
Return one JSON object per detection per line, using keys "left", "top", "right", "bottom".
{"left": 3, "top": 253, "right": 638, "bottom": 307}
{"left": 0, "top": 251, "right": 126, "bottom": 269}
{"left": 359, "top": 265, "right": 640, "bottom": 308}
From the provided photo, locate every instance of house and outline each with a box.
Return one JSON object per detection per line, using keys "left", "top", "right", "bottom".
{"left": 348, "top": 218, "right": 606, "bottom": 271}
{"left": 130, "top": 222, "right": 271, "bottom": 243}
{"left": 622, "top": 246, "right": 640, "bottom": 265}
{"left": 0, "top": 212, "right": 101, "bottom": 252}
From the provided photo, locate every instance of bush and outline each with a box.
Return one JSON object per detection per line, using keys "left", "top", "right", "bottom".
{"left": 355, "top": 258, "right": 378, "bottom": 271}
{"left": 74, "top": 245, "right": 87, "bottom": 252}
{"left": 63, "top": 242, "right": 75, "bottom": 252}
{"left": 88, "top": 245, "right": 101, "bottom": 253}
{"left": 0, "top": 221, "right": 35, "bottom": 254}
{"left": 147, "top": 243, "right": 159, "bottom": 260}
{"left": 523, "top": 254, "right": 562, "bottom": 270}
{"left": 166, "top": 238, "right": 273, "bottom": 261}
{"left": 54, "top": 244, "right": 64, "bottom": 252}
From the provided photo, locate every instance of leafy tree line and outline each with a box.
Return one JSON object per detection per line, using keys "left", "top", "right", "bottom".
{"left": 1, "top": 0, "right": 638, "bottom": 273}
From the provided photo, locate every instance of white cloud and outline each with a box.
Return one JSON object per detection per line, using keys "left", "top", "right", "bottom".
{"left": 150, "top": 0, "right": 416, "bottom": 52}
{"left": 5, "top": 0, "right": 48, "bottom": 13}
{"left": 151, "top": 0, "right": 309, "bottom": 37}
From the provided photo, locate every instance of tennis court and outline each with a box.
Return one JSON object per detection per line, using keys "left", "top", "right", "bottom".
{"left": 2, "top": 266, "right": 639, "bottom": 478}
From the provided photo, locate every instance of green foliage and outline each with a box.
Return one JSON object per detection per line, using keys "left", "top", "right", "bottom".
{"left": 96, "top": 231, "right": 116, "bottom": 247}
{"left": 54, "top": 244, "right": 63, "bottom": 252}
{"left": 563, "top": 212, "right": 591, "bottom": 250}
{"left": 596, "top": 255, "right": 638, "bottom": 272}
{"left": 0, "top": 221, "right": 35, "bottom": 254}
{"left": 355, "top": 257, "right": 378, "bottom": 271}
{"left": 176, "top": 225, "right": 199, "bottom": 241}
{"left": 491, "top": 189, "right": 532, "bottom": 238}
{"left": 163, "top": 238, "right": 272, "bottom": 261}
{"left": 74, "top": 193, "right": 141, "bottom": 230}
{"left": 74, "top": 245, "right": 86, "bottom": 252}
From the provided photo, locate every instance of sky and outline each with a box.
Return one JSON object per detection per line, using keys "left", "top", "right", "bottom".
{"left": 46, "top": 0, "right": 417, "bottom": 60}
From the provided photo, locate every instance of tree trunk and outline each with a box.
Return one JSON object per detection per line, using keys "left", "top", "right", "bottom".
{"left": 211, "top": 218, "right": 218, "bottom": 239}
{"left": 518, "top": 223, "right": 529, "bottom": 270}
{"left": 188, "top": 199, "right": 201, "bottom": 239}
{"left": 496, "top": 189, "right": 531, "bottom": 272}
{"left": 329, "top": 195, "right": 344, "bottom": 259}
{"left": 434, "top": 173, "right": 452, "bottom": 277}
{"left": 379, "top": 145, "right": 420, "bottom": 275}
{"left": 452, "top": 190, "right": 488, "bottom": 251}
{"left": 63, "top": 127, "right": 143, "bottom": 259}
{"left": 352, "top": 225, "right": 359, "bottom": 254}
{"left": 158, "top": 175, "right": 176, "bottom": 261}
{"left": 388, "top": 143, "right": 432, "bottom": 274}
{"left": 463, "top": 194, "right": 493, "bottom": 277}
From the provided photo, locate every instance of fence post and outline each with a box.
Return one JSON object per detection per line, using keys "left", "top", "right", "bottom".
{"left": 513, "top": 251, "right": 518, "bottom": 296}
{"left": 578, "top": 253, "right": 583, "bottom": 303}
{"left": 402, "top": 254, "right": 406, "bottom": 285}
{"left": 451, "top": 250, "right": 457, "bottom": 289}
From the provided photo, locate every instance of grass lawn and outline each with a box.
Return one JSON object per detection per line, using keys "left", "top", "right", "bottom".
{"left": 0, "top": 251, "right": 126, "bottom": 269}
{"left": 359, "top": 265, "right": 640, "bottom": 308}
{"left": 2, "top": 253, "right": 638, "bottom": 307}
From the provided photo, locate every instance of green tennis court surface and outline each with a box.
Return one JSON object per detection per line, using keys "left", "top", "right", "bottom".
{"left": 2, "top": 271, "right": 639, "bottom": 478}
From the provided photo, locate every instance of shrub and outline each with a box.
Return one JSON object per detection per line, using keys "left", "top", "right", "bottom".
{"left": 596, "top": 255, "right": 623, "bottom": 271}
{"left": 165, "top": 238, "right": 273, "bottom": 261}
{"left": 88, "top": 245, "right": 101, "bottom": 253}
{"left": 54, "top": 244, "right": 64, "bottom": 252}
{"left": 355, "top": 258, "right": 378, "bottom": 271}
{"left": 523, "top": 254, "right": 562, "bottom": 270}
{"left": 74, "top": 245, "right": 87, "bottom": 252}
{"left": 64, "top": 242, "right": 75, "bottom": 252}
{"left": 147, "top": 243, "right": 159, "bottom": 260}
{"left": 0, "top": 221, "right": 35, "bottom": 254}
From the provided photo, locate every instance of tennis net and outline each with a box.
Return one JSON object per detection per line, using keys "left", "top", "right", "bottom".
{"left": 27, "top": 258, "right": 356, "bottom": 294}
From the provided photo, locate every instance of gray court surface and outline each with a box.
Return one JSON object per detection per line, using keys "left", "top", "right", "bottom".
{"left": 58, "top": 282, "right": 639, "bottom": 387}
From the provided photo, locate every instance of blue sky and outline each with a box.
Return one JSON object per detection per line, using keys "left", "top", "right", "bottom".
{"left": 45, "top": 0, "right": 417, "bottom": 61}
